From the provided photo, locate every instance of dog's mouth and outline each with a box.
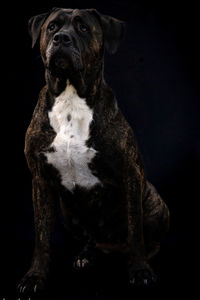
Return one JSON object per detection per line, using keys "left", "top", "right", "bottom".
{"left": 48, "top": 47, "right": 83, "bottom": 77}
{"left": 54, "top": 56, "right": 69, "bottom": 69}
{"left": 46, "top": 45, "right": 87, "bottom": 96}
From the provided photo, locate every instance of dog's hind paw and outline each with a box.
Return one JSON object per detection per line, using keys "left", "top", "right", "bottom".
{"left": 73, "top": 257, "right": 91, "bottom": 270}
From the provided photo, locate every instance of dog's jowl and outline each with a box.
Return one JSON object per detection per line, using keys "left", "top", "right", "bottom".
{"left": 18, "top": 8, "right": 170, "bottom": 293}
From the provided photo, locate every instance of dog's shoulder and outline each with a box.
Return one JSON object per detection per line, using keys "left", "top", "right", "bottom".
{"left": 92, "top": 85, "right": 132, "bottom": 148}
{"left": 90, "top": 84, "right": 143, "bottom": 169}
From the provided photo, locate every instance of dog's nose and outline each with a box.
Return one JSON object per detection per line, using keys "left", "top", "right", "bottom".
{"left": 53, "top": 33, "right": 71, "bottom": 46}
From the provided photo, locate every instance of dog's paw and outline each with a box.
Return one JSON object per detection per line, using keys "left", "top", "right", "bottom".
{"left": 73, "top": 256, "right": 92, "bottom": 270}
{"left": 73, "top": 244, "right": 98, "bottom": 271}
{"left": 129, "top": 264, "right": 157, "bottom": 287}
{"left": 17, "top": 270, "right": 47, "bottom": 294}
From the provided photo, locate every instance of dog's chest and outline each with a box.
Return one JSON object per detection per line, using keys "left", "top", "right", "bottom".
{"left": 45, "top": 83, "right": 100, "bottom": 192}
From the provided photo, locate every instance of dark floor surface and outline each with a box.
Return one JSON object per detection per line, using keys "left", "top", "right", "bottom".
{"left": 1, "top": 229, "right": 195, "bottom": 300}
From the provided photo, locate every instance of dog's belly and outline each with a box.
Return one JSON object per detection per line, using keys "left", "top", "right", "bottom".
{"left": 45, "top": 82, "right": 100, "bottom": 192}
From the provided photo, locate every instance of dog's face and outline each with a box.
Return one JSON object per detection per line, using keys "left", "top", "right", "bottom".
{"left": 41, "top": 9, "right": 103, "bottom": 77}
{"left": 28, "top": 8, "right": 125, "bottom": 93}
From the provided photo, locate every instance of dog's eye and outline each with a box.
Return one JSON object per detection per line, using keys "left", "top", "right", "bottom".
{"left": 79, "top": 23, "right": 89, "bottom": 33}
{"left": 48, "top": 23, "right": 57, "bottom": 31}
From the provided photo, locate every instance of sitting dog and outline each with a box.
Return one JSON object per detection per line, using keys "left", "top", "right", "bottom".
{"left": 18, "top": 7, "right": 169, "bottom": 293}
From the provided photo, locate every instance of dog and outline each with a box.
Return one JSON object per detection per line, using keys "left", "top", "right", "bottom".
{"left": 18, "top": 7, "right": 169, "bottom": 293}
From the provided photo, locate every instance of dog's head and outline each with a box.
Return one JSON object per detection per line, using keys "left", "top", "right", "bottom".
{"left": 28, "top": 8, "right": 125, "bottom": 94}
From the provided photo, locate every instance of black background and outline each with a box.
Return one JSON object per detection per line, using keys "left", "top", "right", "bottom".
{"left": 1, "top": 0, "right": 199, "bottom": 299}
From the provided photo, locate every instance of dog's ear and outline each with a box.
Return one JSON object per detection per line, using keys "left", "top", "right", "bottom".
{"left": 28, "top": 13, "right": 49, "bottom": 48}
{"left": 88, "top": 9, "right": 126, "bottom": 55}
{"left": 28, "top": 8, "right": 59, "bottom": 48}
{"left": 100, "top": 14, "right": 126, "bottom": 54}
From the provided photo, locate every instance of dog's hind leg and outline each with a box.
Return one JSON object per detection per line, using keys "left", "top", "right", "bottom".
{"left": 143, "top": 181, "right": 170, "bottom": 259}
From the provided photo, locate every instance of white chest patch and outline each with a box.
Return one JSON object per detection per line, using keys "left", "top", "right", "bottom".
{"left": 45, "top": 82, "right": 100, "bottom": 192}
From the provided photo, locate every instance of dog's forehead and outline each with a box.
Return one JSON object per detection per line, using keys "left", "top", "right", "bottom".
{"left": 46, "top": 8, "right": 99, "bottom": 27}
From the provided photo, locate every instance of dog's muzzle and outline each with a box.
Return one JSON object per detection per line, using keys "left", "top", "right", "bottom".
{"left": 46, "top": 32, "right": 83, "bottom": 76}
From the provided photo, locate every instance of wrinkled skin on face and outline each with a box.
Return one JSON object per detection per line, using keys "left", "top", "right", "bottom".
{"left": 39, "top": 9, "right": 103, "bottom": 96}
{"left": 28, "top": 8, "right": 125, "bottom": 97}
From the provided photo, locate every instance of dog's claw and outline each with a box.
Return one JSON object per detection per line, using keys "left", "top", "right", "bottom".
{"left": 73, "top": 250, "right": 95, "bottom": 271}
{"left": 144, "top": 279, "right": 148, "bottom": 285}
{"left": 129, "top": 266, "right": 157, "bottom": 287}
{"left": 130, "top": 278, "right": 135, "bottom": 285}
{"left": 17, "top": 271, "right": 46, "bottom": 294}
{"left": 73, "top": 257, "right": 90, "bottom": 269}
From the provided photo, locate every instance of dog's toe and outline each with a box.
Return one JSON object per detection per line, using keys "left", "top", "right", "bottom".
{"left": 73, "top": 256, "right": 91, "bottom": 270}
{"left": 17, "top": 270, "right": 47, "bottom": 294}
{"left": 129, "top": 267, "right": 157, "bottom": 287}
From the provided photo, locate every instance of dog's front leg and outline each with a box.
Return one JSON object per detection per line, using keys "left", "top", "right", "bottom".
{"left": 125, "top": 162, "right": 156, "bottom": 286}
{"left": 18, "top": 174, "right": 56, "bottom": 294}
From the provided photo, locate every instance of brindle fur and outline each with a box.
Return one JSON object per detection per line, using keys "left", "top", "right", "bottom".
{"left": 18, "top": 8, "right": 169, "bottom": 293}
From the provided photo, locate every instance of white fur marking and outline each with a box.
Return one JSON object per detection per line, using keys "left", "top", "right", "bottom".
{"left": 45, "top": 82, "right": 100, "bottom": 192}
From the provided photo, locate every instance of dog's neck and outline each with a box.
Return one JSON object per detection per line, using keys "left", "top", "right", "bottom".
{"left": 45, "top": 61, "right": 104, "bottom": 107}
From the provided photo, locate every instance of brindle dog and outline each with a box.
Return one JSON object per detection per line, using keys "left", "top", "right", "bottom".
{"left": 18, "top": 7, "right": 169, "bottom": 294}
